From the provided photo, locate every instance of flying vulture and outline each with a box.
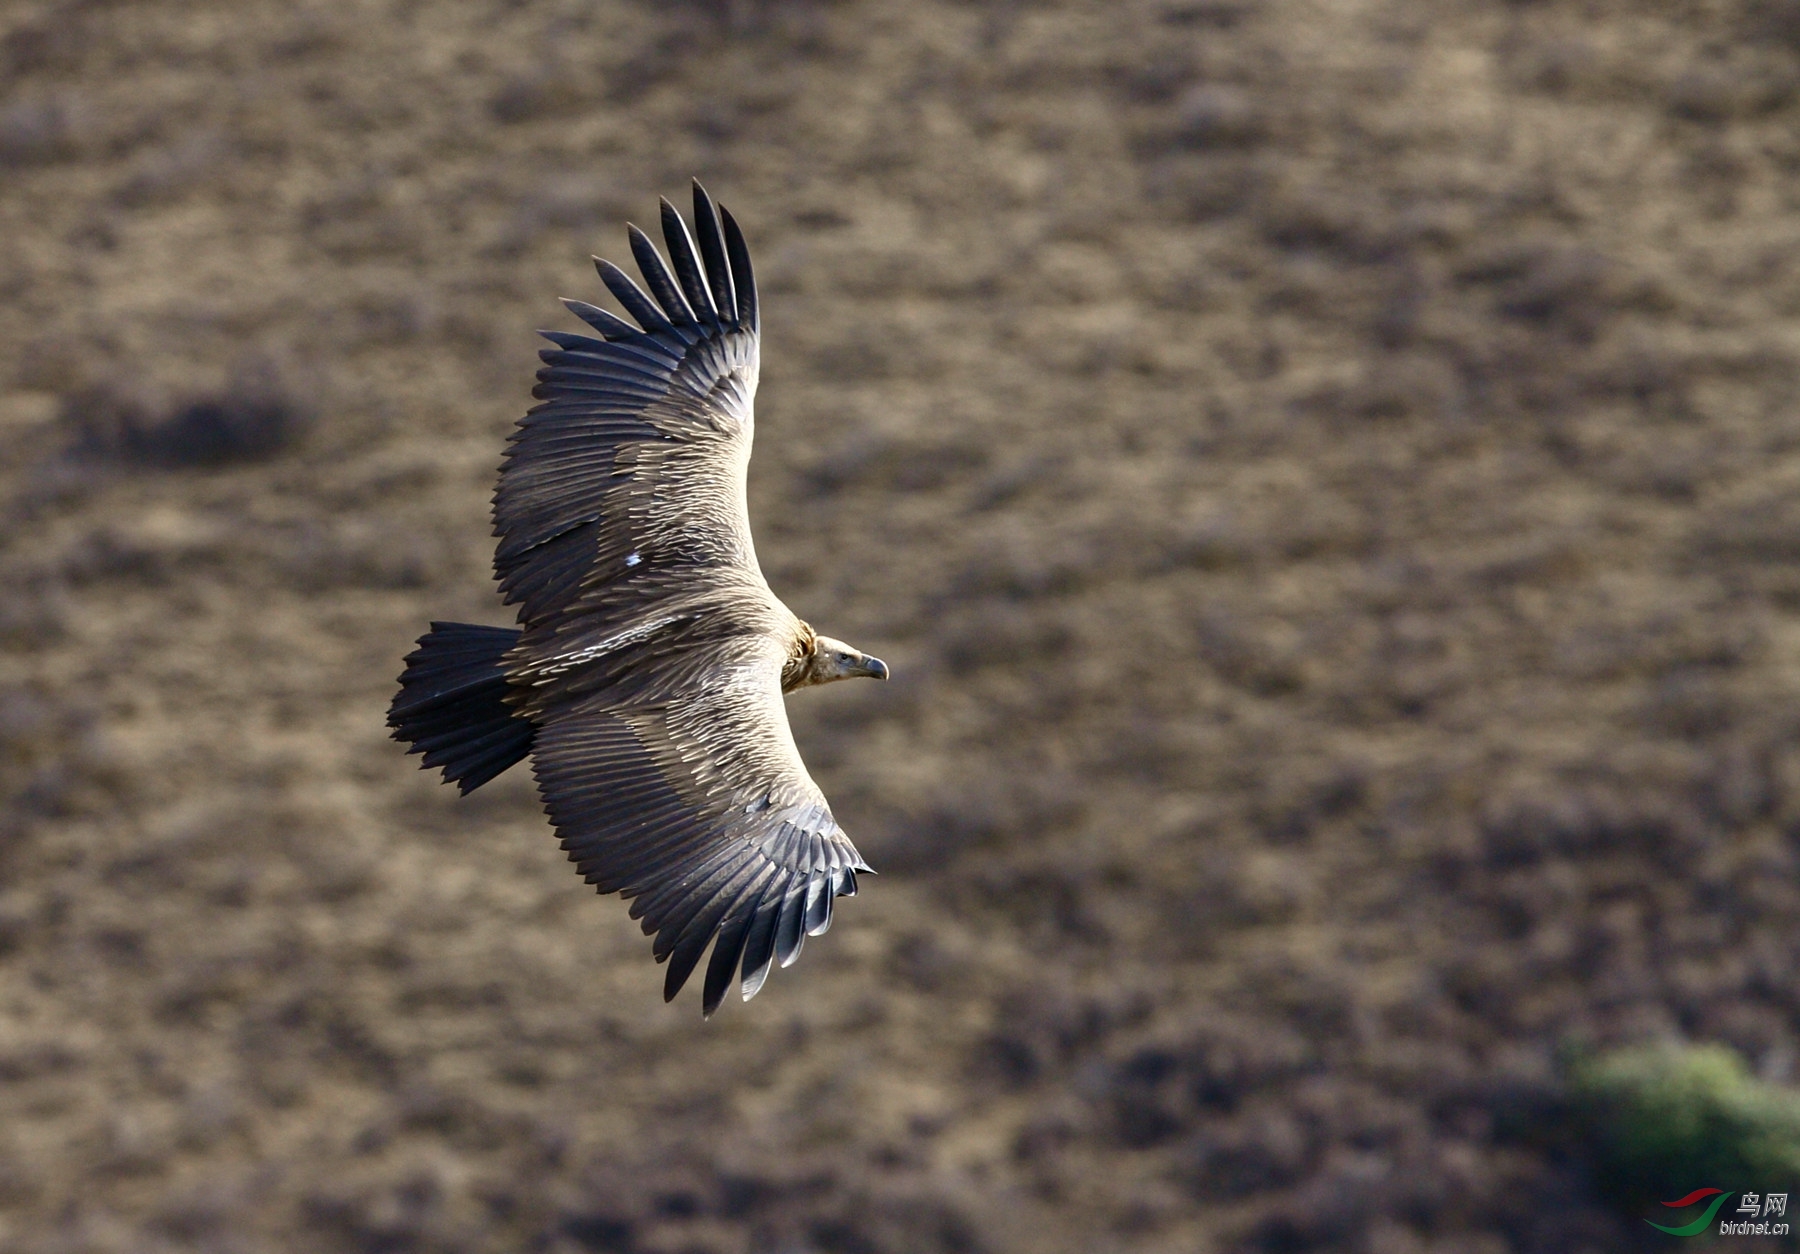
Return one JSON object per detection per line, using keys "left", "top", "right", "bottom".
{"left": 387, "top": 183, "right": 887, "bottom": 1017}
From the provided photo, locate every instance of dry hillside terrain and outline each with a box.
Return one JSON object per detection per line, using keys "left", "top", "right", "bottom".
{"left": 4, "top": 0, "right": 1800, "bottom": 1251}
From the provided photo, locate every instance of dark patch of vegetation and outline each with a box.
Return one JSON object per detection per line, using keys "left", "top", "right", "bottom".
{"left": 1570, "top": 1043, "right": 1800, "bottom": 1212}
{"left": 62, "top": 377, "right": 311, "bottom": 469}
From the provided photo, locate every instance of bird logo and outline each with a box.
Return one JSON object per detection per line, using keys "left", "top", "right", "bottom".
{"left": 1645, "top": 1189, "right": 1732, "bottom": 1236}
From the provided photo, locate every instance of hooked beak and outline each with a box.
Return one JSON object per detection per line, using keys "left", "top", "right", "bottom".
{"left": 862, "top": 655, "right": 890, "bottom": 681}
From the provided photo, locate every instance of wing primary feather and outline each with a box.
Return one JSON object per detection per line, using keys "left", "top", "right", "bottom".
{"left": 640, "top": 841, "right": 755, "bottom": 918}
{"left": 613, "top": 815, "right": 745, "bottom": 872}
{"left": 719, "top": 205, "right": 758, "bottom": 334}
{"left": 593, "top": 257, "right": 675, "bottom": 333}
{"left": 773, "top": 876, "right": 809, "bottom": 968}
{"left": 632, "top": 835, "right": 746, "bottom": 918}
{"left": 533, "top": 364, "right": 667, "bottom": 393}
{"left": 803, "top": 873, "right": 831, "bottom": 936}
{"left": 661, "top": 856, "right": 766, "bottom": 1003}
{"left": 561, "top": 298, "right": 639, "bottom": 340}
{"left": 702, "top": 866, "right": 778, "bottom": 1016}
{"left": 537, "top": 330, "right": 608, "bottom": 353}
{"left": 599, "top": 833, "right": 729, "bottom": 899}
{"left": 659, "top": 197, "right": 718, "bottom": 323}
{"left": 738, "top": 876, "right": 787, "bottom": 1000}
{"left": 690, "top": 181, "right": 737, "bottom": 324}
{"left": 626, "top": 224, "right": 698, "bottom": 327}
{"left": 655, "top": 852, "right": 752, "bottom": 971}
{"left": 643, "top": 844, "right": 758, "bottom": 958}
{"left": 611, "top": 339, "right": 687, "bottom": 370}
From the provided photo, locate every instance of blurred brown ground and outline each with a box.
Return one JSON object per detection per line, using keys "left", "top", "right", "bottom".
{"left": 3, "top": 0, "right": 1800, "bottom": 1250}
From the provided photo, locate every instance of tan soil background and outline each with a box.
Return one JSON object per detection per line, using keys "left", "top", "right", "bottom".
{"left": 3, "top": 0, "right": 1800, "bottom": 1250}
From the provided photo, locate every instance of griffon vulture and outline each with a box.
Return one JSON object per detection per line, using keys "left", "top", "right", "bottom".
{"left": 388, "top": 184, "right": 887, "bottom": 1017}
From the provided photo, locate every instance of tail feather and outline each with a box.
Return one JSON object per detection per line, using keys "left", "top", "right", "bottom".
{"left": 389, "top": 622, "right": 535, "bottom": 794}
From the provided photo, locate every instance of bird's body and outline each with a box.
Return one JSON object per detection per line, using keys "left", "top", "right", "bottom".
{"left": 388, "top": 184, "right": 887, "bottom": 1016}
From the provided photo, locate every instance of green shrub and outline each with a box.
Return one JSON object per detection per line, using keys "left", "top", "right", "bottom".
{"left": 1569, "top": 1042, "right": 1800, "bottom": 1219}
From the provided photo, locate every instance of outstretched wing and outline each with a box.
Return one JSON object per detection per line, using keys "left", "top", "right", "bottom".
{"left": 493, "top": 181, "right": 764, "bottom": 636}
{"left": 531, "top": 634, "right": 871, "bottom": 1015}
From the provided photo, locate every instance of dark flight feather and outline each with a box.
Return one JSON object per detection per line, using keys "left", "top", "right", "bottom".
{"left": 595, "top": 257, "right": 675, "bottom": 334}
{"left": 561, "top": 298, "right": 640, "bottom": 340}
{"left": 627, "top": 223, "right": 699, "bottom": 328}
{"left": 659, "top": 197, "right": 718, "bottom": 323}
{"left": 690, "top": 181, "right": 738, "bottom": 325}
{"left": 720, "top": 206, "right": 758, "bottom": 333}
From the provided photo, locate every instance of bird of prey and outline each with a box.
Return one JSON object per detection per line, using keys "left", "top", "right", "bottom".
{"left": 387, "top": 183, "right": 888, "bottom": 1017}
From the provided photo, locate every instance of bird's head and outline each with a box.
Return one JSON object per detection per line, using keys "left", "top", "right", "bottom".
{"left": 789, "top": 634, "right": 889, "bottom": 690}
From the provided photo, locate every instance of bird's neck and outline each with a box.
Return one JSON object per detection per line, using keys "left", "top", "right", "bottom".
{"left": 780, "top": 621, "right": 818, "bottom": 692}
